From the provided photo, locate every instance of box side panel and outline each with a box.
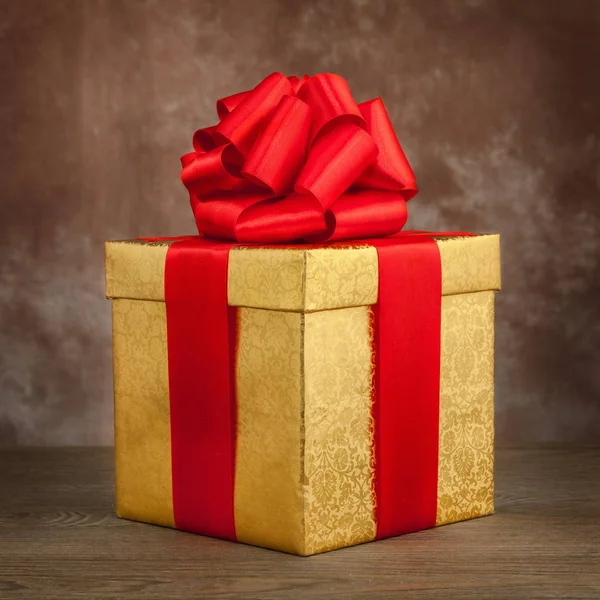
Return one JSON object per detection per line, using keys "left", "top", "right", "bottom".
{"left": 436, "top": 290, "right": 495, "bottom": 525}
{"left": 234, "top": 308, "right": 306, "bottom": 555}
{"left": 112, "top": 298, "right": 175, "bottom": 527}
{"left": 303, "top": 306, "right": 376, "bottom": 555}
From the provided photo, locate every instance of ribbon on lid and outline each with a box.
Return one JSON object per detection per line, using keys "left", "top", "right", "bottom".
{"left": 180, "top": 73, "right": 417, "bottom": 243}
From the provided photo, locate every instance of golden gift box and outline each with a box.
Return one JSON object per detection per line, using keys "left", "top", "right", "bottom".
{"left": 105, "top": 233, "right": 500, "bottom": 556}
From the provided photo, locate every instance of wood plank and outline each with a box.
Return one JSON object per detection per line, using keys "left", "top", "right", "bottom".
{"left": 0, "top": 447, "right": 598, "bottom": 599}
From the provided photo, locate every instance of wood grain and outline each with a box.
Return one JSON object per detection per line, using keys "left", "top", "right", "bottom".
{"left": 0, "top": 447, "right": 599, "bottom": 599}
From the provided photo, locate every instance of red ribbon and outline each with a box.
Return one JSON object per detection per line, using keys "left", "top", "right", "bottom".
{"left": 163, "top": 239, "right": 237, "bottom": 540}
{"left": 180, "top": 73, "right": 417, "bottom": 243}
{"left": 371, "top": 236, "right": 441, "bottom": 537}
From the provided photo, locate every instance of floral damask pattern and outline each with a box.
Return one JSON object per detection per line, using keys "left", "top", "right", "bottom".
{"left": 112, "top": 298, "right": 175, "bottom": 528}
{"left": 437, "top": 291, "right": 495, "bottom": 525}
{"left": 234, "top": 307, "right": 306, "bottom": 554}
{"left": 304, "top": 247, "right": 378, "bottom": 311}
{"left": 228, "top": 248, "right": 308, "bottom": 311}
{"left": 303, "top": 307, "right": 376, "bottom": 555}
{"left": 105, "top": 240, "right": 170, "bottom": 301}
{"left": 436, "top": 234, "right": 501, "bottom": 296}
{"left": 228, "top": 246, "right": 379, "bottom": 312}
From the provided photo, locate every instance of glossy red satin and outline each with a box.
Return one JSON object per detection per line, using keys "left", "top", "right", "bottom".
{"left": 180, "top": 73, "right": 417, "bottom": 243}
{"left": 371, "top": 235, "right": 442, "bottom": 538}
{"left": 164, "top": 239, "right": 237, "bottom": 541}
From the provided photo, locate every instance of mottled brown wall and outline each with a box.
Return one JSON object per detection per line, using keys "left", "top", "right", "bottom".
{"left": 1, "top": 0, "right": 599, "bottom": 445}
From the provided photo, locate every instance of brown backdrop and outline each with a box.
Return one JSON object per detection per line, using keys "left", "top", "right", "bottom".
{"left": 1, "top": 0, "right": 599, "bottom": 445}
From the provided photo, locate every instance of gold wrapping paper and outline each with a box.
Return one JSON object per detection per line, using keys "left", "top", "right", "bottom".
{"left": 112, "top": 298, "right": 174, "bottom": 528}
{"left": 106, "top": 234, "right": 500, "bottom": 555}
{"left": 234, "top": 308, "right": 305, "bottom": 554}
{"left": 437, "top": 291, "right": 495, "bottom": 525}
{"left": 303, "top": 306, "right": 376, "bottom": 555}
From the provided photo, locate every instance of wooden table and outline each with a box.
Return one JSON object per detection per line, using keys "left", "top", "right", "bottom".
{"left": 0, "top": 447, "right": 598, "bottom": 599}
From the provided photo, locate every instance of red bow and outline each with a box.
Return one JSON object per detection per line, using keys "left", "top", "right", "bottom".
{"left": 180, "top": 73, "right": 417, "bottom": 243}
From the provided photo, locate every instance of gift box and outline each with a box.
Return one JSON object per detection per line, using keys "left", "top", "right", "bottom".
{"left": 105, "top": 71, "right": 501, "bottom": 555}
{"left": 105, "top": 232, "right": 500, "bottom": 555}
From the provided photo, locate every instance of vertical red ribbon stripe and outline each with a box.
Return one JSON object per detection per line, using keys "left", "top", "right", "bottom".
{"left": 372, "top": 235, "right": 442, "bottom": 538}
{"left": 164, "top": 238, "right": 237, "bottom": 541}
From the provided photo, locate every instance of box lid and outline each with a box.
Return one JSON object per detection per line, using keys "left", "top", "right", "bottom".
{"left": 105, "top": 234, "right": 500, "bottom": 312}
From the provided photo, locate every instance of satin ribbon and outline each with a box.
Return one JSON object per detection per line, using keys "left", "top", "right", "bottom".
{"left": 138, "top": 231, "right": 472, "bottom": 542}
{"left": 163, "top": 239, "right": 237, "bottom": 540}
{"left": 180, "top": 73, "right": 417, "bottom": 243}
{"left": 370, "top": 235, "right": 441, "bottom": 537}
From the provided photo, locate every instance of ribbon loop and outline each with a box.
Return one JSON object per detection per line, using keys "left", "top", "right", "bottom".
{"left": 355, "top": 99, "right": 417, "bottom": 200}
{"left": 192, "top": 126, "right": 219, "bottom": 152}
{"left": 241, "top": 96, "right": 311, "bottom": 194}
{"left": 181, "top": 147, "right": 247, "bottom": 196}
{"left": 181, "top": 72, "right": 418, "bottom": 243}
{"left": 216, "top": 91, "right": 250, "bottom": 120}
{"left": 295, "top": 122, "right": 378, "bottom": 210}
{"left": 296, "top": 73, "right": 365, "bottom": 142}
{"left": 236, "top": 193, "right": 327, "bottom": 243}
{"left": 215, "top": 73, "right": 293, "bottom": 156}
{"left": 324, "top": 190, "right": 408, "bottom": 242}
